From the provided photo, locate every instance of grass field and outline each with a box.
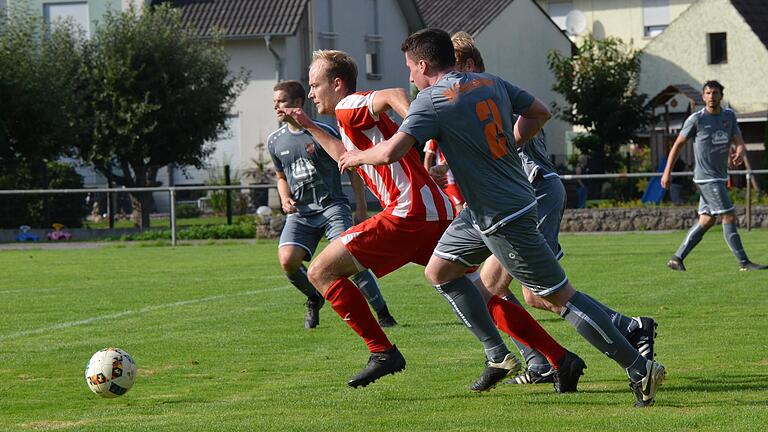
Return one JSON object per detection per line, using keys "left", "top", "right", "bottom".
{"left": 1, "top": 230, "right": 767, "bottom": 431}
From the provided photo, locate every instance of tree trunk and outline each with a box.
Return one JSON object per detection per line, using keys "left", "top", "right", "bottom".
{"left": 129, "top": 192, "right": 154, "bottom": 229}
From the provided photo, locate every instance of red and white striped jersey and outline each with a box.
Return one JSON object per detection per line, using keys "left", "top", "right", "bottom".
{"left": 423, "top": 139, "right": 457, "bottom": 185}
{"left": 335, "top": 91, "right": 453, "bottom": 221}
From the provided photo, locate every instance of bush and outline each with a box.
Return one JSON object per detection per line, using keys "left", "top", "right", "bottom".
{"left": 115, "top": 222, "right": 256, "bottom": 241}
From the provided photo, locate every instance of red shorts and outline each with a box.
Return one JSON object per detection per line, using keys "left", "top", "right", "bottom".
{"left": 339, "top": 212, "right": 452, "bottom": 278}
{"left": 443, "top": 184, "right": 465, "bottom": 207}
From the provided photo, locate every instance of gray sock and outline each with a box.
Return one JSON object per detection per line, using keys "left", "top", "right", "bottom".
{"left": 350, "top": 269, "right": 387, "bottom": 314}
{"left": 675, "top": 223, "right": 706, "bottom": 260}
{"left": 561, "top": 292, "right": 647, "bottom": 381}
{"left": 502, "top": 293, "right": 551, "bottom": 373}
{"left": 583, "top": 293, "right": 638, "bottom": 337}
{"left": 723, "top": 222, "right": 749, "bottom": 263}
{"left": 287, "top": 266, "right": 322, "bottom": 302}
{"left": 435, "top": 276, "right": 510, "bottom": 362}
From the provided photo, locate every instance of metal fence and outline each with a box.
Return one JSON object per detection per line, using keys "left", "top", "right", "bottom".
{"left": 2, "top": 169, "right": 768, "bottom": 246}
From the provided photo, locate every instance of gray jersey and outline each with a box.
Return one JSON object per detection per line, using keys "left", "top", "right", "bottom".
{"left": 515, "top": 116, "right": 557, "bottom": 182}
{"left": 267, "top": 122, "right": 348, "bottom": 215}
{"left": 400, "top": 71, "right": 536, "bottom": 234}
{"left": 679, "top": 108, "right": 741, "bottom": 183}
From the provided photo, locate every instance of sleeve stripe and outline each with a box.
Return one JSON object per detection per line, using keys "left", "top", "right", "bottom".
{"left": 314, "top": 121, "right": 341, "bottom": 139}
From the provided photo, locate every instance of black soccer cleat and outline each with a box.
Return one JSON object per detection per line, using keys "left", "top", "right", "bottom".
{"left": 553, "top": 351, "right": 587, "bottom": 393}
{"left": 630, "top": 360, "right": 666, "bottom": 407}
{"left": 506, "top": 368, "right": 555, "bottom": 385}
{"left": 626, "top": 317, "right": 657, "bottom": 360}
{"left": 377, "top": 314, "right": 398, "bottom": 328}
{"left": 739, "top": 260, "right": 768, "bottom": 271}
{"left": 666, "top": 256, "right": 686, "bottom": 272}
{"left": 348, "top": 345, "right": 406, "bottom": 388}
{"left": 304, "top": 296, "right": 325, "bottom": 329}
{"left": 469, "top": 353, "right": 522, "bottom": 392}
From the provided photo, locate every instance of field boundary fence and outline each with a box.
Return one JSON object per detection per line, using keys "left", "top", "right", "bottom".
{"left": 2, "top": 170, "right": 768, "bottom": 246}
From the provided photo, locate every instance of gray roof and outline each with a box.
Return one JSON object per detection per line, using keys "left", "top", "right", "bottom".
{"left": 731, "top": 0, "right": 768, "bottom": 51}
{"left": 414, "top": 0, "right": 515, "bottom": 36}
{"left": 150, "top": 0, "right": 309, "bottom": 39}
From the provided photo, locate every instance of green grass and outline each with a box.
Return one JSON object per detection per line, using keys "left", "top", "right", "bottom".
{"left": 1, "top": 230, "right": 767, "bottom": 431}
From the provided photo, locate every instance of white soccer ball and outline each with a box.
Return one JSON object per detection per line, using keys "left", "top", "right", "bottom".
{"left": 85, "top": 347, "right": 137, "bottom": 398}
{"left": 256, "top": 205, "right": 272, "bottom": 218}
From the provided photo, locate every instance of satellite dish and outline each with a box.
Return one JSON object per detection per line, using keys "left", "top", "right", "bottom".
{"left": 565, "top": 10, "right": 587, "bottom": 36}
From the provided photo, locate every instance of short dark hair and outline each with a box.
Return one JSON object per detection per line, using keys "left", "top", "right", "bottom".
{"left": 273, "top": 80, "right": 306, "bottom": 105}
{"left": 401, "top": 28, "right": 456, "bottom": 70}
{"left": 703, "top": 80, "right": 724, "bottom": 93}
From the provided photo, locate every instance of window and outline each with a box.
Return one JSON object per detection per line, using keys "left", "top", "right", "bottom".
{"left": 549, "top": 1, "right": 573, "bottom": 30}
{"left": 709, "top": 33, "right": 727, "bottom": 64}
{"left": 643, "top": 0, "right": 669, "bottom": 37}
{"left": 43, "top": 2, "right": 90, "bottom": 37}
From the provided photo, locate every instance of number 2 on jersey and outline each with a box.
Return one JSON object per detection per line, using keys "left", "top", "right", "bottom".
{"left": 475, "top": 99, "right": 508, "bottom": 159}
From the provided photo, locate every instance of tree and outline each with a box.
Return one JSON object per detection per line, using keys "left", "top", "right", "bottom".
{"left": 77, "top": 4, "right": 247, "bottom": 228}
{"left": 0, "top": 2, "right": 90, "bottom": 228}
{"left": 548, "top": 35, "right": 649, "bottom": 173}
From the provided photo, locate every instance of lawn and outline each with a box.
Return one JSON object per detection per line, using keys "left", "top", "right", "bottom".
{"left": 1, "top": 230, "right": 766, "bottom": 431}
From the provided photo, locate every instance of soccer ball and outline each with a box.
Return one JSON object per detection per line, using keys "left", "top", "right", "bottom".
{"left": 85, "top": 347, "right": 137, "bottom": 398}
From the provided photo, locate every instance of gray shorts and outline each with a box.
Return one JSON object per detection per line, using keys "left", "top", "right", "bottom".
{"left": 434, "top": 209, "right": 568, "bottom": 296}
{"left": 696, "top": 181, "right": 734, "bottom": 215}
{"left": 532, "top": 176, "right": 565, "bottom": 259}
{"left": 278, "top": 203, "right": 353, "bottom": 261}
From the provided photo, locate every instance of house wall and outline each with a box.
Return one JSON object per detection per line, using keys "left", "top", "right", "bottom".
{"left": 477, "top": 0, "right": 573, "bottom": 163}
{"left": 535, "top": 0, "right": 691, "bottom": 48}
{"left": 639, "top": 0, "right": 768, "bottom": 115}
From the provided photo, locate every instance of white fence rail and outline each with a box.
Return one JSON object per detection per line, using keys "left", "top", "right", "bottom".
{"left": 2, "top": 170, "right": 767, "bottom": 246}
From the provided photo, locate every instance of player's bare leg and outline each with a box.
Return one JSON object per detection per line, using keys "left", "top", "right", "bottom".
{"left": 278, "top": 245, "right": 325, "bottom": 328}
{"left": 307, "top": 239, "right": 404, "bottom": 387}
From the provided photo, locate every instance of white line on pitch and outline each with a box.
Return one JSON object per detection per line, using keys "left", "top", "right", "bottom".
{"left": 0, "top": 285, "right": 291, "bottom": 341}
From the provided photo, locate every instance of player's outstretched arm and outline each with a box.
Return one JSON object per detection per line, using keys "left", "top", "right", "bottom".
{"left": 515, "top": 98, "right": 551, "bottom": 144}
{"left": 338, "top": 132, "right": 417, "bottom": 171}
{"left": 661, "top": 134, "right": 687, "bottom": 189}
{"left": 347, "top": 170, "right": 369, "bottom": 223}
{"left": 278, "top": 107, "right": 347, "bottom": 161}
{"left": 371, "top": 88, "right": 411, "bottom": 118}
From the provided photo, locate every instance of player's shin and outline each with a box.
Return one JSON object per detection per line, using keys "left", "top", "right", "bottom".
{"left": 488, "top": 295, "right": 566, "bottom": 368}
{"left": 324, "top": 278, "right": 392, "bottom": 352}
{"left": 561, "top": 292, "right": 647, "bottom": 380}
{"left": 434, "top": 277, "right": 510, "bottom": 362}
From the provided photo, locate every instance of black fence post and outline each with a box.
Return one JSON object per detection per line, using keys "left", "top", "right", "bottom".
{"left": 225, "top": 165, "right": 232, "bottom": 225}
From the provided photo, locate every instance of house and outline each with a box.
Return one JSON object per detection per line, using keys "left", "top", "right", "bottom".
{"left": 534, "top": 0, "right": 694, "bottom": 48}
{"left": 639, "top": 0, "right": 768, "bottom": 171}
{"left": 414, "top": 0, "right": 574, "bottom": 164}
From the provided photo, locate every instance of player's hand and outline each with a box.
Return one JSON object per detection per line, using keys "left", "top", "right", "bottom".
{"left": 429, "top": 165, "right": 449, "bottom": 188}
{"left": 660, "top": 172, "right": 670, "bottom": 189}
{"left": 730, "top": 148, "right": 744, "bottom": 168}
{"left": 281, "top": 198, "right": 297, "bottom": 214}
{"left": 278, "top": 107, "right": 314, "bottom": 129}
{"left": 338, "top": 150, "right": 363, "bottom": 172}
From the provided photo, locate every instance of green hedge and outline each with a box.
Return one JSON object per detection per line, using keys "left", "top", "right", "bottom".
{"left": 116, "top": 223, "right": 257, "bottom": 241}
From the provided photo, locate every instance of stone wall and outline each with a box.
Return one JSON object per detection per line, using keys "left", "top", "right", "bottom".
{"left": 561, "top": 206, "right": 768, "bottom": 232}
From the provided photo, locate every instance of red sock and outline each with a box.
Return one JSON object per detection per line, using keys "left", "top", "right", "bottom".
{"left": 487, "top": 295, "right": 567, "bottom": 369}
{"left": 324, "top": 278, "right": 392, "bottom": 353}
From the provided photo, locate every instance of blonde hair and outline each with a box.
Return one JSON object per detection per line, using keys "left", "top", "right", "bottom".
{"left": 312, "top": 50, "right": 358, "bottom": 93}
{"left": 451, "top": 31, "right": 485, "bottom": 72}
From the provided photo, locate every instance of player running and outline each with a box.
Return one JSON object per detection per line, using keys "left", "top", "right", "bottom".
{"left": 281, "top": 49, "right": 582, "bottom": 392}
{"left": 268, "top": 80, "right": 397, "bottom": 329}
{"left": 338, "top": 29, "right": 666, "bottom": 407}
